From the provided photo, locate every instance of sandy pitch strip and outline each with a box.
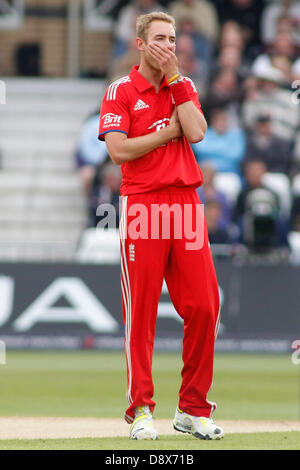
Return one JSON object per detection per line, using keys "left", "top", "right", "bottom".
{"left": 0, "top": 417, "right": 300, "bottom": 440}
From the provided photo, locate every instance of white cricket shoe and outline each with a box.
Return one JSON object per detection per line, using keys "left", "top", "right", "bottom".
{"left": 130, "top": 406, "right": 158, "bottom": 440}
{"left": 173, "top": 407, "right": 224, "bottom": 440}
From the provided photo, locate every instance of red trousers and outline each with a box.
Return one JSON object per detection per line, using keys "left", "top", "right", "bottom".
{"left": 119, "top": 187, "right": 220, "bottom": 424}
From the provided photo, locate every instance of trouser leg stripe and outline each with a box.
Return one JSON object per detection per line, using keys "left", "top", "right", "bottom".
{"left": 119, "top": 196, "right": 133, "bottom": 406}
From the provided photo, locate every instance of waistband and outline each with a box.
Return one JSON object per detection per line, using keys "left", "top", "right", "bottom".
{"left": 122, "top": 185, "right": 198, "bottom": 197}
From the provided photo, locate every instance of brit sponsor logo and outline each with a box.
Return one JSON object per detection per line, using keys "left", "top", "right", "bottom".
{"left": 102, "top": 112, "right": 122, "bottom": 127}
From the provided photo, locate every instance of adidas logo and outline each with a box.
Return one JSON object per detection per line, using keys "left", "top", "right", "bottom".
{"left": 133, "top": 99, "right": 149, "bottom": 111}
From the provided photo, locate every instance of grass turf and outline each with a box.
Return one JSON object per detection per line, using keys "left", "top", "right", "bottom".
{"left": 0, "top": 432, "right": 299, "bottom": 450}
{"left": 0, "top": 351, "right": 298, "bottom": 421}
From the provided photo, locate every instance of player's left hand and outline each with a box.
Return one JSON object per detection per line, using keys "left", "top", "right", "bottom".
{"left": 148, "top": 42, "right": 178, "bottom": 80}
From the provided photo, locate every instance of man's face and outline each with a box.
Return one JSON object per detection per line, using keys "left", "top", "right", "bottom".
{"left": 260, "top": 79, "right": 278, "bottom": 94}
{"left": 232, "top": 0, "right": 253, "bottom": 7}
{"left": 256, "top": 120, "right": 272, "bottom": 138}
{"left": 139, "top": 20, "right": 176, "bottom": 70}
{"left": 105, "top": 170, "right": 121, "bottom": 192}
{"left": 245, "top": 162, "right": 266, "bottom": 187}
{"left": 211, "top": 112, "right": 228, "bottom": 135}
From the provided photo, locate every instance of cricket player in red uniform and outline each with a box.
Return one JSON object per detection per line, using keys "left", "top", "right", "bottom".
{"left": 99, "top": 11, "right": 224, "bottom": 441}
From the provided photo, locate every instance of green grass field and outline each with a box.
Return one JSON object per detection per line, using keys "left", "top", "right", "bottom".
{"left": 0, "top": 433, "right": 300, "bottom": 450}
{"left": 0, "top": 351, "right": 299, "bottom": 450}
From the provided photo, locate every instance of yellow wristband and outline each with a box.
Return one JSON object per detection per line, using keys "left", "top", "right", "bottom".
{"left": 168, "top": 73, "right": 180, "bottom": 84}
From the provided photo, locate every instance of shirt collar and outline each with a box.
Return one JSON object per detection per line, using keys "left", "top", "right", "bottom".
{"left": 129, "top": 65, "right": 169, "bottom": 93}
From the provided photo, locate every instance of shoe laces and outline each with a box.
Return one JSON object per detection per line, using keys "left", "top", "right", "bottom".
{"left": 195, "top": 416, "right": 213, "bottom": 427}
{"left": 134, "top": 406, "right": 151, "bottom": 419}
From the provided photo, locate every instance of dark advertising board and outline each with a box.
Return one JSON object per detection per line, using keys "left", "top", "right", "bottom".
{"left": 0, "top": 259, "right": 299, "bottom": 352}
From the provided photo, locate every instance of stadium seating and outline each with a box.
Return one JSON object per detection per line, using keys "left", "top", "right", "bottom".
{"left": 292, "top": 174, "right": 300, "bottom": 196}
{"left": 213, "top": 172, "right": 242, "bottom": 204}
{"left": 288, "top": 231, "right": 300, "bottom": 265}
{"left": 75, "top": 227, "right": 120, "bottom": 264}
{"left": 262, "top": 172, "right": 292, "bottom": 219}
{"left": 0, "top": 78, "right": 105, "bottom": 261}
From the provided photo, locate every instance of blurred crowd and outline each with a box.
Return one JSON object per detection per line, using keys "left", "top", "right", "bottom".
{"left": 75, "top": 0, "right": 300, "bottom": 254}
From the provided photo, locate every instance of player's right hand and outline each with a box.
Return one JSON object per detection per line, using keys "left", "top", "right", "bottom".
{"left": 169, "top": 109, "right": 183, "bottom": 139}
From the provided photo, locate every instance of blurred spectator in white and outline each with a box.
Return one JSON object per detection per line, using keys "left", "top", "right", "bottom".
{"left": 217, "top": 0, "right": 265, "bottom": 59}
{"left": 192, "top": 107, "right": 246, "bottom": 175}
{"left": 271, "top": 54, "right": 294, "bottom": 83}
{"left": 244, "top": 114, "right": 293, "bottom": 175}
{"left": 113, "top": 0, "right": 163, "bottom": 58}
{"left": 168, "top": 0, "right": 220, "bottom": 43}
{"left": 89, "top": 162, "right": 122, "bottom": 228}
{"left": 232, "top": 159, "right": 289, "bottom": 250}
{"left": 242, "top": 66, "right": 300, "bottom": 144}
{"left": 276, "top": 13, "right": 296, "bottom": 36}
{"left": 261, "top": 0, "right": 300, "bottom": 48}
{"left": 205, "top": 199, "right": 232, "bottom": 244}
{"left": 203, "top": 67, "right": 245, "bottom": 128}
{"left": 197, "top": 161, "right": 232, "bottom": 228}
{"left": 75, "top": 112, "right": 109, "bottom": 197}
{"left": 252, "top": 31, "right": 300, "bottom": 82}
